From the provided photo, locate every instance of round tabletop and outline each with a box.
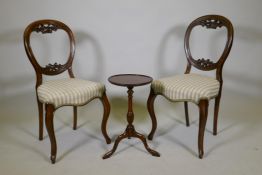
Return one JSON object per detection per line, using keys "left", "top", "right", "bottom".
{"left": 108, "top": 74, "right": 153, "bottom": 87}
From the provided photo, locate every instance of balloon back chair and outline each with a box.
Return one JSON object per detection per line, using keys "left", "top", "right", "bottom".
{"left": 147, "top": 15, "right": 233, "bottom": 158}
{"left": 24, "top": 19, "right": 111, "bottom": 163}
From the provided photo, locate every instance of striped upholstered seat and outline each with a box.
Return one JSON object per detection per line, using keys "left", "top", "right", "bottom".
{"left": 37, "top": 78, "right": 105, "bottom": 108}
{"left": 24, "top": 20, "right": 112, "bottom": 163}
{"left": 147, "top": 15, "right": 234, "bottom": 159}
{"left": 152, "top": 73, "right": 220, "bottom": 104}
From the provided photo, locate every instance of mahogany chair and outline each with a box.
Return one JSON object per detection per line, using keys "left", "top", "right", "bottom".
{"left": 23, "top": 19, "right": 111, "bottom": 163}
{"left": 147, "top": 15, "right": 234, "bottom": 158}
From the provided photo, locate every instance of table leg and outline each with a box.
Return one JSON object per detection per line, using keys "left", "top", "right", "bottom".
{"left": 103, "top": 87, "right": 160, "bottom": 159}
{"left": 133, "top": 130, "right": 160, "bottom": 157}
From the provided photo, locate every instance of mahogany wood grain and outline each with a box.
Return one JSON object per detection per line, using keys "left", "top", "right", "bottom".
{"left": 147, "top": 15, "right": 234, "bottom": 158}
{"left": 103, "top": 74, "right": 159, "bottom": 159}
{"left": 24, "top": 19, "right": 111, "bottom": 163}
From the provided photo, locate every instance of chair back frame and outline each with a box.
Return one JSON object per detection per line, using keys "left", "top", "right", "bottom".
{"left": 23, "top": 19, "right": 76, "bottom": 88}
{"left": 184, "top": 15, "right": 234, "bottom": 83}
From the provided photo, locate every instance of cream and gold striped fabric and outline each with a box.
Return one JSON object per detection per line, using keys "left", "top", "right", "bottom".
{"left": 37, "top": 78, "right": 105, "bottom": 108}
{"left": 152, "top": 73, "right": 220, "bottom": 104}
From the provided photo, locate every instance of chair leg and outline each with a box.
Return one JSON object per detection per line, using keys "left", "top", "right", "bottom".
{"left": 37, "top": 99, "right": 44, "bottom": 140}
{"left": 45, "top": 104, "right": 57, "bottom": 164}
{"left": 198, "top": 100, "right": 209, "bottom": 159}
{"left": 184, "top": 102, "right": 190, "bottom": 127}
{"left": 213, "top": 95, "right": 221, "bottom": 135}
{"left": 147, "top": 88, "right": 157, "bottom": 140}
{"left": 73, "top": 106, "right": 77, "bottom": 130}
{"left": 100, "top": 93, "right": 111, "bottom": 144}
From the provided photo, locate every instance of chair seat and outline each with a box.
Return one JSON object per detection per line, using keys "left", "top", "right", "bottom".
{"left": 152, "top": 73, "right": 220, "bottom": 104}
{"left": 37, "top": 78, "right": 105, "bottom": 108}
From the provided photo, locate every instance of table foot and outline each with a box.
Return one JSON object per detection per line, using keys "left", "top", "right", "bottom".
{"left": 103, "top": 132, "right": 127, "bottom": 159}
{"left": 103, "top": 125, "right": 160, "bottom": 159}
{"left": 133, "top": 131, "right": 160, "bottom": 157}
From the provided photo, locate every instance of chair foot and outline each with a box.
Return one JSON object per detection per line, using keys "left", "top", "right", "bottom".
{"left": 39, "top": 135, "right": 43, "bottom": 141}
{"left": 105, "top": 138, "right": 111, "bottom": 144}
{"left": 51, "top": 155, "right": 56, "bottom": 164}
{"left": 148, "top": 134, "right": 154, "bottom": 141}
{"left": 198, "top": 151, "right": 203, "bottom": 159}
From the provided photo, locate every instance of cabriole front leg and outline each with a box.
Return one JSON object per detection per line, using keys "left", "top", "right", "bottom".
{"left": 101, "top": 93, "right": 111, "bottom": 144}
{"left": 147, "top": 88, "right": 157, "bottom": 140}
{"left": 198, "top": 100, "right": 209, "bottom": 159}
{"left": 45, "top": 104, "right": 57, "bottom": 164}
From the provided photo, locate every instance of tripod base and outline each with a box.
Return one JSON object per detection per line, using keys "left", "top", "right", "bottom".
{"left": 103, "top": 124, "right": 160, "bottom": 159}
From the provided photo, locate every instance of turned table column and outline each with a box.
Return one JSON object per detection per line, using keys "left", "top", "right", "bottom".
{"left": 103, "top": 74, "right": 160, "bottom": 159}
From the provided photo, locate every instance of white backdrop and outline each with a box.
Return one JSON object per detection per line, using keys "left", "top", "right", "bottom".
{"left": 0, "top": 0, "right": 261, "bottom": 99}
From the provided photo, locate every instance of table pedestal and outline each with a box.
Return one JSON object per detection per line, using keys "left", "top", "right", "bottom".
{"left": 103, "top": 86, "right": 160, "bottom": 159}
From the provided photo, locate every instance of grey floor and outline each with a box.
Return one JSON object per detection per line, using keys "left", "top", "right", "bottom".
{"left": 0, "top": 88, "right": 262, "bottom": 175}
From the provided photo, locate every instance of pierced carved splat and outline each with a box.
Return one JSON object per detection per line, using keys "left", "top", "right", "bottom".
{"left": 199, "top": 19, "right": 223, "bottom": 29}
{"left": 43, "top": 62, "right": 63, "bottom": 73}
{"left": 196, "top": 58, "right": 216, "bottom": 68}
{"left": 33, "top": 24, "right": 58, "bottom": 34}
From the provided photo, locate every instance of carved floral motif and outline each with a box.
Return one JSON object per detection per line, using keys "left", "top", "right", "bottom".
{"left": 33, "top": 24, "right": 58, "bottom": 33}
{"left": 199, "top": 19, "right": 223, "bottom": 29}
{"left": 196, "top": 58, "right": 215, "bottom": 68}
{"left": 44, "top": 63, "right": 63, "bottom": 72}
